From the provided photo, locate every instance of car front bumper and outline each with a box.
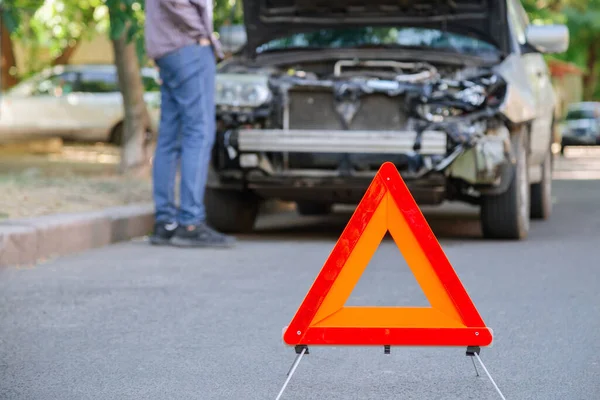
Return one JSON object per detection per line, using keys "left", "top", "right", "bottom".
{"left": 213, "top": 126, "right": 513, "bottom": 203}
{"left": 234, "top": 129, "right": 448, "bottom": 155}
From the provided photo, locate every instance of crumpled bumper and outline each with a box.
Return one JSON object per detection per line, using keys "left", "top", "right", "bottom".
{"left": 234, "top": 129, "right": 448, "bottom": 155}
{"left": 224, "top": 124, "right": 512, "bottom": 189}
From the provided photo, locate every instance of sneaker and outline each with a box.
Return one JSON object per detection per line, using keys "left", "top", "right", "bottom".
{"left": 171, "top": 222, "right": 236, "bottom": 248}
{"left": 149, "top": 221, "right": 179, "bottom": 245}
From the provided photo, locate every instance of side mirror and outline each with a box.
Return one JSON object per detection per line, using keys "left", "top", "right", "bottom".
{"left": 218, "top": 25, "right": 247, "bottom": 54}
{"left": 526, "top": 24, "right": 569, "bottom": 54}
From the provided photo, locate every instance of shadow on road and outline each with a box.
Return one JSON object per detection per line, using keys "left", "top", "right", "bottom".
{"left": 244, "top": 203, "right": 484, "bottom": 242}
{"left": 240, "top": 149, "right": 600, "bottom": 243}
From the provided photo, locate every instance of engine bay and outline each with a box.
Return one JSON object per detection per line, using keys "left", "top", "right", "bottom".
{"left": 215, "top": 58, "right": 513, "bottom": 197}
{"left": 265, "top": 59, "right": 508, "bottom": 144}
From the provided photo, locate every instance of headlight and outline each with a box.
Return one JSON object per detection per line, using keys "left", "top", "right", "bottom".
{"left": 215, "top": 73, "right": 271, "bottom": 108}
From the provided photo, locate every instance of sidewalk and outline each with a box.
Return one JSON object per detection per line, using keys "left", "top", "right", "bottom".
{"left": 0, "top": 142, "right": 157, "bottom": 267}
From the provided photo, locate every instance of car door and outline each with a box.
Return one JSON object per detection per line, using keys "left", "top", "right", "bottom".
{"left": 0, "top": 70, "right": 79, "bottom": 140}
{"left": 59, "top": 68, "right": 124, "bottom": 142}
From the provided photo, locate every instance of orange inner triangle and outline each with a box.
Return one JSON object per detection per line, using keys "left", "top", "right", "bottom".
{"left": 308, "top": 192, "right": 466, "bottom": 330}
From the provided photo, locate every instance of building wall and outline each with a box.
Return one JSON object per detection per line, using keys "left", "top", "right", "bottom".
{"left": 548, "top": 59, "right": 584, "bottom": 119}
{"left": 552, "top": 73, "right": 583, "bottom": 118}
{"left": 13, "top": 34, "right": 115, "bottom": 75}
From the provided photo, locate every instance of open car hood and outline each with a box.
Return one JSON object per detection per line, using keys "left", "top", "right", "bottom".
{"left": 242, "top": 0, "right": 510, "bottom": 57}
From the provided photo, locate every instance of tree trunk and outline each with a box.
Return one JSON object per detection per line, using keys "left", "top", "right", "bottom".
{"left": 0, "top": 12, "right": 18, "bottom": 90}
{"left": 583, "top": 42, "right": 598, "bottom": 101}
{"left": 111, "top": 27, "right": 151, "bottom": 175}
{"left": 51, "top": 40, "right": 81, "bottom": 66}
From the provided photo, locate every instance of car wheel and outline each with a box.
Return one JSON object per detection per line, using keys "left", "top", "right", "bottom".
{"left": 296, "top": 201, "right": 333, "bottom": 216}
{"left": 109, "top": 122, "right": 123, "bottom": 146}
{"left": 480, "top": 128, "right": 530, "bottom": 240}
{"left": 109, "top": 122, "right": 154, "bottom": 146}
{"left": 530, "top": 149, "right": 553, "bottom": 220}
{"left": 204, "top": 188, "right": 261, "bottom": 233}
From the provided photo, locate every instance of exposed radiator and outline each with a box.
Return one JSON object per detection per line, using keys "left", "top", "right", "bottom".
{"left": 287, "top": 87, "right": 409, "bottom": 131}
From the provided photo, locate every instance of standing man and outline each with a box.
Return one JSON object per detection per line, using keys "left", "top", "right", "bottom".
{"left": 144, "top": 0, "right": 236, "bottom": 248}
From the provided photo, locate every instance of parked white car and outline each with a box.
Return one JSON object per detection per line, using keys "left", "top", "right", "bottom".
{"left": 0, "top": 64, "right": 161, "bottom": 145}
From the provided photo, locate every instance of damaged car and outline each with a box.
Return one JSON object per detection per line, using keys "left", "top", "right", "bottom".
{"left": 205, "top": 0, "right": 569, "bottom": 240}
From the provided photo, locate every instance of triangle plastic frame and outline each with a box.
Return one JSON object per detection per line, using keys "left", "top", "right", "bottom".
{"left": 282, "top": 162, "right": 493, "bottom": 347}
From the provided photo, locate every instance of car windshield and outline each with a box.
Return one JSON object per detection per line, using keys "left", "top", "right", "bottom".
{"left": 566, "top": 108, "right": 599, "bottom": 120}
{"left": 256, "top": 27, "right": 500, "bottom": 55}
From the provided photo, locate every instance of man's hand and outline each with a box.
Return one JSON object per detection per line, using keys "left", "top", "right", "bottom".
{"left": 210, "top": 32, "right": 225, "bottom": 61}
{"left": 154, "top": 66, "right": 163, "bottom": 85}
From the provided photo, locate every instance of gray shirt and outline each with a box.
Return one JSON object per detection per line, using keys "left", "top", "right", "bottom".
{"left": 144, "top": 0, "right": 223, "bottom": 61}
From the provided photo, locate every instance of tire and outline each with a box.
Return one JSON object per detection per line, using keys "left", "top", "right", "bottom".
{"left": 480, "top": 128, "right": 530, "bottom": 240}
{"left": 530, "top": 149, "right": 553, "bottom": 220}
{"left": 296, "top": 201, "right": 333, "bottom": 216}
{"left": 109, "top": 122, "right": 153, "bottom": 146}
{"left": 204, "top": 188, "right": 261, "bottom": 233}
{"left": 109, "top": 122, "right": 123, "bottom": 146}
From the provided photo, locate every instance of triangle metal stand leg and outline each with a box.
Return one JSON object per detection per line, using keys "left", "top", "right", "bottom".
{"left": 466, "top": 346, "right": 506, "bottom": 400}
{"left": 474, "top": 353, "right": 507, "bottom": 400}
{"left": 470, "top": 355, "right": 480, "bottom": 377}
{"left": 275, "top": 346, "right": 308, "bottom": 400}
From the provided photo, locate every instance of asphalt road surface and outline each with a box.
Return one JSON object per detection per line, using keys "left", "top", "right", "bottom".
{"left": 2, "top": 148, "right": 600, "bottom": 400}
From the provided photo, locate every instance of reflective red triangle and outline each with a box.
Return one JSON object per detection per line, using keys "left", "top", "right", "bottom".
{"left": 283, "top": 162, "right": 493, "bottom": 347}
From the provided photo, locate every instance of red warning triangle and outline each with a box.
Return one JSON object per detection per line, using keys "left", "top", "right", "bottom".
{"left": 283, "top": 162, "right": 493, "bottom": 347}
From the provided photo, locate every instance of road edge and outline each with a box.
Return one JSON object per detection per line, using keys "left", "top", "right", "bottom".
{"left": 0, "top": 199, "right": 298, "bottom": 268}
{"left": 0, "top": 203, "right": 155, "bottom": 268}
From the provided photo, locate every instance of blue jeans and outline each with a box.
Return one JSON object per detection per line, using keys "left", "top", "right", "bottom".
{"left": 153, "top": 44, "right": 216, "bottom": 226}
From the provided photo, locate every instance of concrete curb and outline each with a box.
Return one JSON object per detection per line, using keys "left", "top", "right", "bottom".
{"left": 0, "top": 203, "right": 154, "bottom": 268}
{"left": 0, "top": 199, "right": 298, "bottom": 268}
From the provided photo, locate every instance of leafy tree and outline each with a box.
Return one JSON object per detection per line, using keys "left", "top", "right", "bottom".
{"left": 1, "top": 0, "right": 27, "bottom": 89}
{"left": 1, "top": 0, "right": 107, "bottom": 89}
{"left": 561, "top": 2, "right": 600, "bottom": 99}
{"left": 2, "top": 0, "right": 148, "bottom": 172}
{"left": 29, "top": 0, "right": 106, "bottom": 66}
{"left": 214, "top": 0, "right": 243, "bottom": 30}
{"left": 523, "top": 0, "right": 600, "bottom": 100}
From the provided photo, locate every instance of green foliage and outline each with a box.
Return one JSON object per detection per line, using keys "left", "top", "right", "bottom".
{"left": 1, "top": 0, "right": 109, "bottom": 77}
{"left": 2, "top": 0, "right": 104, "bottom": 52}
{"left": 106, "top": 0, "right": 146, "bottom": 63}
{"left": 522, "top": 0, "right": 600, "bottom": 99}
{"left": 213, "top": 0, "right": 243, "bottom": 31}
{"left": 30, "top": 0, "right": 105, "bottom": 57}
{"left": 0, "top": 0, "right": 23, "bottom": 34}
{"left": 3, "top": 0, "right": 598, "bottom": 99}
{"left": 522, "top": 0, "right": 600, "bottom": 65}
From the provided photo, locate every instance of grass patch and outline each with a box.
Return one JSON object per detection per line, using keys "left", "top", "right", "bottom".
{"left": 0, "top": 171, "right": 153, "bottom": 219}
{"left": 0, "top": 143, "right": 154, "bottom": 219}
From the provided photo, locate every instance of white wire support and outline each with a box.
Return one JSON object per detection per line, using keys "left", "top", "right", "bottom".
{"left": 275, "top": 347, "right": 307, "bottom": 400}
{"left": 474, "top": 352, "right": 507, "bottom": 400}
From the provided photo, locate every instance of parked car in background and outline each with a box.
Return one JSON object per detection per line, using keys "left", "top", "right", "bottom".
{"left": 559, "top": 102, "right": 600, "bottom": 154}
{"left": 206, "top": 0, "right": 569, "bottom": 240}
{"left": 0, "top": 64, "right": 161, "bottom": 145}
